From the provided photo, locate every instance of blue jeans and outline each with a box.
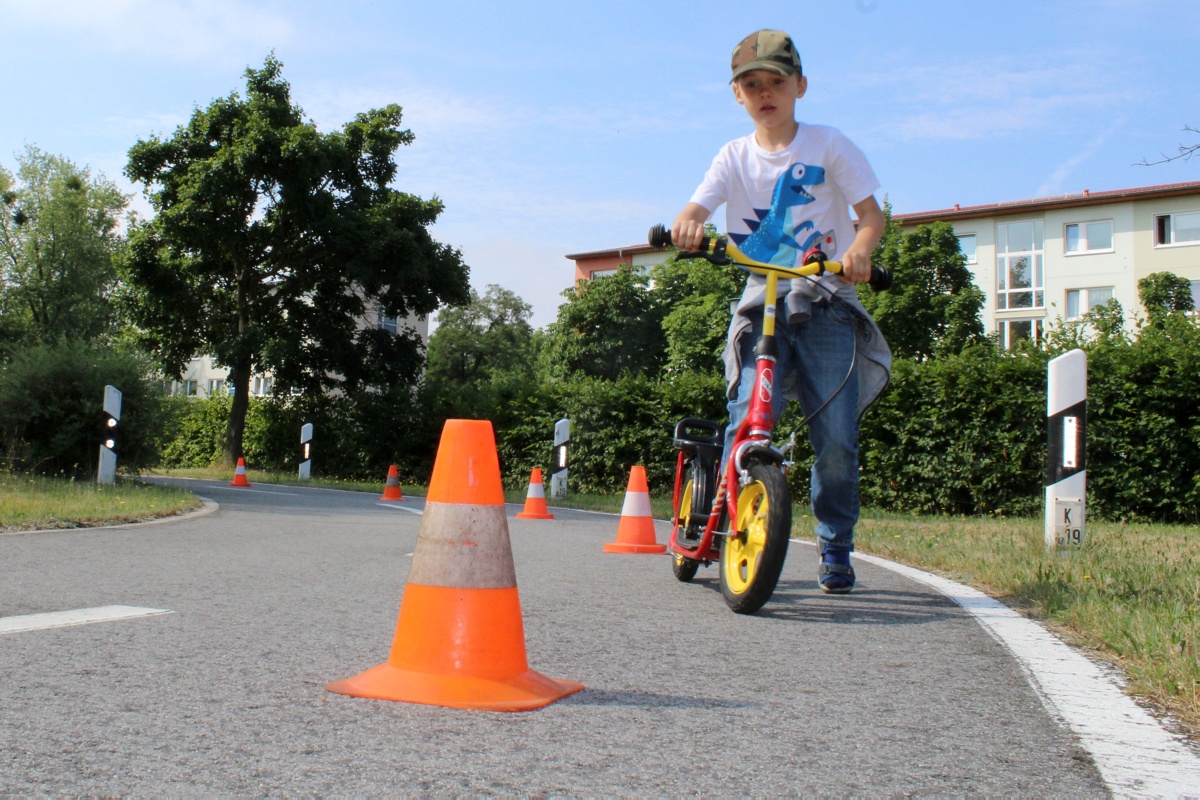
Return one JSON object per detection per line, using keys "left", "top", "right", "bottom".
{"left": 723, "top": 300, "right": 860, "bottom": 553}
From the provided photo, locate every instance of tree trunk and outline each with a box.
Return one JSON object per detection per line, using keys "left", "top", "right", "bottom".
{"left": 225, "top": 356, "right": 253, "bottom": 466}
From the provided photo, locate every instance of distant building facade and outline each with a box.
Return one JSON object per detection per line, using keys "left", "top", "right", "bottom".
{"left": 565, "top": 243, "right": 669, "bottom": 283}
{"left": 893, "top": 181, "right": 1200, "bottom": 347}
{"left": 567, "top": 181, "right": 1200, "bottom": 348}
{"left": 168, "top": 307, "right": 428, "bottom": 398}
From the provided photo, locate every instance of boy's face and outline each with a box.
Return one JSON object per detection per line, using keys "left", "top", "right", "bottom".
{"left": 732, "top": 70, "right": 807, "bottom": 131}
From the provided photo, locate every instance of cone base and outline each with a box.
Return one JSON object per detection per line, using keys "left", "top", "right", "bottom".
{"left": 325, "top": 662, "right": 583, "bottom": 712}
{"left": 604, "top": 541, "right": 666, "bottom": 554}
{"left": 516, "top": 511, "right": 554, "bottom": 519}
{"left": 379, "top": 490, "right": 403, "bottom": 501}
{"left": 229, "top": 480, "right": 250, "bottom": 487}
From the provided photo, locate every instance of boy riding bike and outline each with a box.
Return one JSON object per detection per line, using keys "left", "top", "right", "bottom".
{"left": 670, "top": 29, "right": 891, "bottom": 594}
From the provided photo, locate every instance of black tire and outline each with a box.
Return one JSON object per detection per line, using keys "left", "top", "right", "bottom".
{"left": 672, "top": 552, "right": 701, "bottom": 582}
{"left": 670, "top": 465, "right": 704, "bottom": 583}
{"left": 719, "top": 462, "right": 791, "bottom": 614}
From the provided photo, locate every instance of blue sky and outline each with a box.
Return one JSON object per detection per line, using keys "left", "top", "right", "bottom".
{"left": 2, "top": 0, "right": 1198, "bottom": 327}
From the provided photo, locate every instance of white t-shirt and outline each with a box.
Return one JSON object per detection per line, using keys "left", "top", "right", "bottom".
{"left": 689, "top": 123, "right": 880, "bottom": 273}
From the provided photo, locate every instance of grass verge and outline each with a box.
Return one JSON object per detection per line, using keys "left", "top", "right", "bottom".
{"left": 0, "top": 474, "right": 202, "bottom": 532}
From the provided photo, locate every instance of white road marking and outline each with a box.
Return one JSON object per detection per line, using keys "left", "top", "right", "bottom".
{"left": 376, "top": 503, "right": 423, "bottom": 515}
{"left": 849, "top": 548, "right": 1200, "bottom": 798}
{"left": 0, "top": 605, "right": 173, "bottom": 635}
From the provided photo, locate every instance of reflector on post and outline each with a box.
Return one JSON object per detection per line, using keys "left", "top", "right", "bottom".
{"left": 98, "top": 385, "right": 122, "bottom": 485}
{"left": 299, "top": 422, "right": 313, "bottom": 480}
{"left": 1045, "top": 349, "right": 1086, "bottom": 550}
{"left": 550, "top": 418, "right": 569, "bottom": 498}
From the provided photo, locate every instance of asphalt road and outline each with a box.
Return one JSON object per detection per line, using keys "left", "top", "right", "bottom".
{"left": 0, "top": 479, "right": 1111, "bottom": 796}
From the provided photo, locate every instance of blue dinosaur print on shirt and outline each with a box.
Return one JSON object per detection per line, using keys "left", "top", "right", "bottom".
{"left": 731, "top": 161, "right": 825, "bottom": 266}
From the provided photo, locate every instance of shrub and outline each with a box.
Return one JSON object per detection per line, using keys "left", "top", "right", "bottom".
{"left": 0, "top": 340, "right": 166, "bottom": 476}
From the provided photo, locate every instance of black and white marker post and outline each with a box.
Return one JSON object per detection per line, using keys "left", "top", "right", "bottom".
{"left": 299, "top": 422, "right": 313, "bottom": 481}
{"left": 550, "top": 418, "right": 569, "bottom": 499}
{"left": 1045, "top": 349, "right": 1087, "bottom": 550}
{"left": 97, "top": 384, "right": 122, "bottom": 485}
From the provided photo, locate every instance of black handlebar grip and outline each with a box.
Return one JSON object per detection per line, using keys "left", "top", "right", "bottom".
{"left": 648, "top": 224, "right": 672, "bottom": 248}
{"left": 869, "top": 267, "right": 893, "bottom": 292}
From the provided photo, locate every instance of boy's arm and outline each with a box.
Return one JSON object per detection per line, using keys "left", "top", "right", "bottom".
{"left": 840, "top": 195, "right": 885, "bottom": 284}
{"left": 671, "top": 203, "right": 711, "bottom": 251}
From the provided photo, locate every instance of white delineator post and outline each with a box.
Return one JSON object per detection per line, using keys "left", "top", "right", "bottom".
{"left": 550, "top": 418, "right": 569, "bottom": 499}
{"left": 97, "top": 385, "right": 122, "bottom": 485}
{"left": 299, "top": 423, "right": 313, "bottom": 480}
{"left": 1045, "top": 349, "right": 1087, "bottom": 550}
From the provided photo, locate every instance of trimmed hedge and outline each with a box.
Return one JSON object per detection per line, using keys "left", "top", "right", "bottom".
{"left": 148, "top": 316, "right": 1200, "bottom": 524}
{"left": 494, "top": 318, "right": 1200, "bottom": 523}
{"left": 157, "top": 387, "right": 441, "bottom": 483}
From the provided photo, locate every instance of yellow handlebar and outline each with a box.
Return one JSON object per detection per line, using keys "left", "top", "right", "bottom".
{"left": 693, "top": 236, "right": 842, "bottom": 279}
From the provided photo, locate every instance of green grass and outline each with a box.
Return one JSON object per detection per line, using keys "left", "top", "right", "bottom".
{"left": 144, "top": 466, "right": 428, "bottom": 497}
{"left": 0, "top": 474, "right": 202, "bottom": 532}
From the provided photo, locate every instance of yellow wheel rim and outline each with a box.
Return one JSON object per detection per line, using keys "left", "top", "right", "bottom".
{"left": 676, "top": 480, "right": 694, "bottom": 529}
{"left": 724, "top": 479, "right": 770, "bottom": 594}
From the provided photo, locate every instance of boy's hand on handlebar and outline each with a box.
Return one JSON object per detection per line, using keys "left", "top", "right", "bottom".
{"left": 671, "top": 204, "right": 710, "bottom": 252}
{"left": 838, "top": 248, "right": 873, "bottom": 285}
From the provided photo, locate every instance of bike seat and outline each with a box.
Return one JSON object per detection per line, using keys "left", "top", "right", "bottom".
{"left": 672, "top": 418, "right": 724, "bottom": 464}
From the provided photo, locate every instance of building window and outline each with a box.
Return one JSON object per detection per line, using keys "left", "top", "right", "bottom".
{"left": 957, "top": 234, "right": 977, "bottom": 264}
{"left": 995, "top": 220, "right": 1044, "bottom": 310}
{"left": 1064, "top": 220, "right": 1113, "bottom": 254}
{"left": 1065, "top": 287, "right": 1114, "bottom": 319}
{"left": 1191, "top": 280, "right": 1200, "bottom": 312}
{"left": 377, "top": 309, "right": 398, "bottom": 334}
{"left": 207, "top": 379, "right": 226, "bottom": 396}
{"left": 588, "top": 268, "right": 619, "bottom": 280}
{"left": 252, "top": 376, "right": 273, "bottom": 396}
{"left": 1155, "top": 211, "right": 1200, "bottom": 246}
{"left": 997, "top": 318, "right": 1044, "bottom": 349}
{"left": 180, "top": 380, "right": 198, "bottom": 397}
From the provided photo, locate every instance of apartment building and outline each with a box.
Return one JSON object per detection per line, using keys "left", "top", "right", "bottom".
{"left": 567, "top": 181, "right": 1200, "bottom": 347}
{"left": 566, "top": 242, "right": 668, "bottom": 282}
{"left": 893, "top": 181, "right": 1200, "bottom": 346}
{"left": 168, "top": 308, "right": 428, "bottom": 398}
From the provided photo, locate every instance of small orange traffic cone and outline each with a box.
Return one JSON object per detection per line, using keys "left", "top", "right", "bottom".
{"left": 604, "top": 465, "right": 665, "bottom": 554}
{"left": 516, "top": 467, "right": 554, "bottom": 520}
{"left": 379, "top": 465, "right": 403, "bottom": 501}
{"left": 229, "top": 457, "right": 250, "bottom": 487}
{"left": 326, "top": 419, "right": 583, "bottom": 711}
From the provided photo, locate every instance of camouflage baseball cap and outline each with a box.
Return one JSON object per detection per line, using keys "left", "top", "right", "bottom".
{"left": 730, "top": 30, "right": 802, "bottom": 81}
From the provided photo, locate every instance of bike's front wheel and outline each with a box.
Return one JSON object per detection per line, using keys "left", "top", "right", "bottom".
{"left": 720, "top": 462, "right": 791, "bottom": 614}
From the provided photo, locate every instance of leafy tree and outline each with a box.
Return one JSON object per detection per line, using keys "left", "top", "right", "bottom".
{"left": 120, "top": 55, "right": 470, "bottom": 464}
{"left": 650, "top": 243, "right": 745, "bottom": 377}
{"left": 538, "top": 264, "right": 666, "bottom": 381}
{"left": 859, "top": 206, "right": 986, "bottom": 360}
{"left": 1138, "top": 272, "right": 1195, "bottom": 326}
{"left": 425, "top": 284, "right": 536, "bottom": 421}
{"left": 0, "top": 147, "right": 127, "bottom": 351}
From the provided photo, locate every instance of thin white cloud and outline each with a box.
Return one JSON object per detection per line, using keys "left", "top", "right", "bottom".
{"left": 1035, "top": 134, "right": 1112, "bottom": 197}
{"left": 0, "top": 0, "right": 292, "bottom": 63}
{"left": 855, "top": 52, "right": 1137, "bottom": 144}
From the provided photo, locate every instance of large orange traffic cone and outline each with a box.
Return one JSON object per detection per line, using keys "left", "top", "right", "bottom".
{"left": 604, "top": 465, "right": 665, "bottom": 554}
{"left": 229, "top": 457, "right": 250, "bottom": 487}
{"left": 379, "top": 465, "right": 403, "bottom": 501}
{"left": 516, "top": 467, "right": 554, "bottom": 520}
{"left": 326, "top": 419, "right": 583, "bottom": 711}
